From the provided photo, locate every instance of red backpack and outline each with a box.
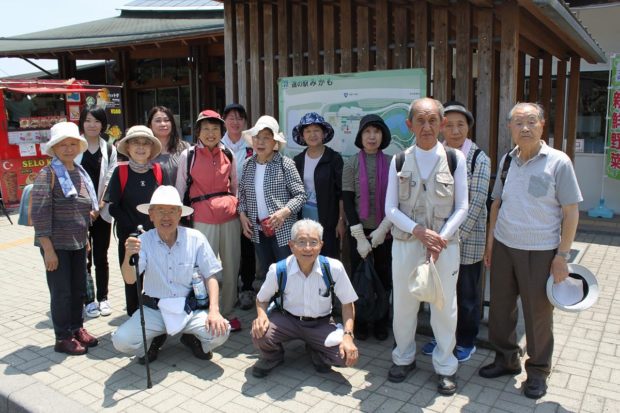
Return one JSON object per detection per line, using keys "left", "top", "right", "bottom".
{"left": 118, "top": 162, "right": 163, "bottom": 194}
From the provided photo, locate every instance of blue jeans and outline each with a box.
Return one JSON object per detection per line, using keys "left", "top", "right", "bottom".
{"left": 456, "top": 261, "right": 482, "bottom": 348}
{"left": 42, "top": 248, "right": 87, "bottom": 340}
{"left": 254, "top": 231, "right": 290, "bottom": 287}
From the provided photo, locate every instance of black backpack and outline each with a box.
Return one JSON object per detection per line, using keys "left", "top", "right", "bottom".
{"left": 351, "top": 255, "right": 389, "bottom": 324}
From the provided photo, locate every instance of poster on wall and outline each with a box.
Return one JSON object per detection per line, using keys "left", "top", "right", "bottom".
{"left": 278, "top": 69, "right": 426, "bottom": 158}
{"left": 0, "top": 157, "right": 51, "bottom": 206}
{"left": 607, "top": 53, "right": 620, "bottom": 180}
{"left": 84, "top": 86, "right": 124, "bottom": 144}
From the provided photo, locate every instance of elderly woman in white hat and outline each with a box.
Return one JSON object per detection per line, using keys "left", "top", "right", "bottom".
{"left": 237, "top": 115, "right": 307, "bottom": 291}
{"left": 106, "top": 125, "right": 163, "bottom": 317}
{"left": 31, "top": 121, "right": 100, "bottom": 356}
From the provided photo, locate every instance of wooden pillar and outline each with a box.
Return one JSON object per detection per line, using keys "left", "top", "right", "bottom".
{"left": 249, "top": 0, "right": 263, "bottom": 120}
{"left": 118, "top": 51, "right": 131, "bottom": 129}
{"left": 307, "top": 0, "right": 320, "bottom": 75}
{"left": 553, "top": 60, "right": 567, "bottom": 151}
{"left": 235, "top": 2, "right": 249, "bottom": 120}
{"left": 475, "top": 9, "right": 494, "bottom": 158}
{"left": 356, "top": 5, "right": 370, "bottom": 72}
{"left": 224, "top": 0, "right": 236, "bottom": 104}
{"left": 566, "top": 56, "right": 581, "bottom": 161}
{"left": 393, "top": 5, "right": 408, "bottom": 69}
{"left": 517, "top": 51, "right": 526, "bottom": 102}
{"left": 376, "top": 0, "right": 389, "bottom": 70}
{"left": 291, "top": 2, "right": 304, "bottom": 76}
{"left": 433, "top": 7, "right": 449, "bottom": 103}
{"left": 323, "top": 3, "right": 336, "bottom": 74}
{"left": 455, "top": 2, "right": 472, "bottom": 108}
{"left": 413, "top": 0, "right": 429, "bottom": 71}
{"left": 277, "top": 0, "right": 289, "bottom": 79}
{"left": 497, "top": 0, "right": 520, "bottom": 161}
{"left": 529, "top": 57, "right": 539, "bottom": 102}
{"left": 541, "top": 53, "right": 552, "bottom": 142}
{"left": 263, "top": 3, "right": 276, "bottom": 116}
{"left": 340, "top": 0, "right": 353, "bottom": 73}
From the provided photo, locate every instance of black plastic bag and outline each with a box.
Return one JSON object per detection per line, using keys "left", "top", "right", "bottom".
{"left": 351, "top": 254, "right": 389, "bottom": 324}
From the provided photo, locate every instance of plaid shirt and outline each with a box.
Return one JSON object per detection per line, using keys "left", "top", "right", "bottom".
{"left": 238, "top": 152, "right": 307, "bottom": 247}
{"left": 459, "top": 143, "right": 491, "bottom": 264}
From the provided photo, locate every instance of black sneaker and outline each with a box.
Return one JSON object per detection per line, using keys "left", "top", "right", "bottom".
{"left": 138, "top": 334, "right": 167, "bottom": 365}
{"left": 387, "top": 361, "right": 416, "bottom": 383}
{"left": 252, "top": 358, "right": 284, "bottom": 378}
{"left": 437, "top": 374, "right": 457, "bottom": 395}
{"left": 180, "top": 334, "right": 213, "bottom": 360}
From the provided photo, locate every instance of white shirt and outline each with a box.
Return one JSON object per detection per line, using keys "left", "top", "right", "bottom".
{"left": 385, "top": 142, "right": 469, "bottom": 239}
{"left": 303, "top": 153, "right": 321, "bottom": 206}
{"left": 257, "top": 255, "right": 358, "bottom": 318}
{"left": 138, "top": 226, "right": 222, "bottom": 299}
{"left": 255, "top": 163, "right": 269, "bottom": 220}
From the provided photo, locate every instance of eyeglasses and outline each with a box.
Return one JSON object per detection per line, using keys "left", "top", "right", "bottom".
{"left": 150, "top": 207, "right": 180, "bottom": 216}
{"left": 128, "top": 139, "right": 153, "bottom": 146}
{"left": 252, "top": 135, "right": 274, "bottom": 143}
{"left": 293, "top": 239, "right": 321, "bottom": 248}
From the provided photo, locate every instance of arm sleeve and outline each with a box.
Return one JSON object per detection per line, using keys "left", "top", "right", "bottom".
{"left": 385, "top": 157, "right": 419, "bottom": 233}
{"left": 175, "top": 148, "right": 189, "bottom": 199}
{"left": 256, "top": 263, "right": 279, "bottom": 303}
{"left": 31, "top": 168, "right": 53, "bottom": 238}
{"left": 555, "top": 155, "right": 583, "bottom": 206}
{"left": 104, "top": 145, "right": 118, "bottom": 187}
{"left": 439, "top": 151, "right": 469, "bottom": 239}
{"left": 459, "top": 152, "right": 491, "bottom": 240}
{"left": 490, "top": 154, "right": 507, "bottom": 201}
{"left": 106, "top": 168, "right": 132, "bottom": 230}
{"left": 230, "top": 151, "right": 238, "bottom": 196}
{"left": 283, "top": 158, "right": 308, "bottom": 215}
{"left": 237, "top": 160, "right": 249, "bottom": 214}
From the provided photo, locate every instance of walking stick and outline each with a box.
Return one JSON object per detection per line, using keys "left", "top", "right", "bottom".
{"left": 129, "top": 225, "right": 152, "bottom": 389}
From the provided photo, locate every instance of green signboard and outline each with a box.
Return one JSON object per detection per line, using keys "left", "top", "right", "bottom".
{"left": 607, "top": 53, "right": 620, "bottom": 180}
{"left": 278, "top": 69, "right": 426, "bottom": 158}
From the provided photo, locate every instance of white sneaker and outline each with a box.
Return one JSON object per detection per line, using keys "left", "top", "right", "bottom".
{"left": 85, "top": 302, "right": 100, "bottom": 318}
{"left": 99, "top": 300, "right": 112, "bottom": 316}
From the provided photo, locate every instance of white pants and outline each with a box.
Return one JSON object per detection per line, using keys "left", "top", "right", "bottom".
{"left": 112, "top": 307, "right": 230, "bottom": 357}
{"left": 195, "top": 219, "right": 241, "bottom": 316}
{"left": 391, "top": 238, "right": 459, "bottom": 375}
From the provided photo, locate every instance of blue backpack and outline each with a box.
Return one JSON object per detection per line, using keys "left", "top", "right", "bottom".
{"left": 271, "top": 255, "right": 335, "bottom": 313}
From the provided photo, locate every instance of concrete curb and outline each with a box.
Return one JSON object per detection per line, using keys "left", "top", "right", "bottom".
{"left": 0, "top": 374, "right": 94, "bottom": 413}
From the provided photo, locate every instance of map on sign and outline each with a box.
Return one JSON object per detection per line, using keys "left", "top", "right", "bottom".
{"left": 279, "top": 69, "right": 426, "bottom": 158}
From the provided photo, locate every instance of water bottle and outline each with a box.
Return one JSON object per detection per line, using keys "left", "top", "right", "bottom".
{"left": 192, "top": 270, "right": 208, "bottom": 308}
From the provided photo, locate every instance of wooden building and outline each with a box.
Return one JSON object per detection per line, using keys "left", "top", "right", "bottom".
{"left": 222, "top": 0, "right": 606, "bottom": 167}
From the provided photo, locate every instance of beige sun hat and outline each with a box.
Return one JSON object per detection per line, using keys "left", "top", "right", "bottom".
{"left": 242, "top": 115, "right": 287, "bottom": 151}
{"left": 136, "top": 185, "right": 194, "bottom": 217}
{"left": 116, "top": 125, "right": 162, "bottom": 160}
{"left": 408, "top": 259, "right": 445, "bottom": 310}
{"left": 44, "top": 122, "right": 88, "bottom": 157}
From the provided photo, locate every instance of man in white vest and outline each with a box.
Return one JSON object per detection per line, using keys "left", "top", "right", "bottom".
{"left": 385, "top": 98, "right": 468, "bottom": 394}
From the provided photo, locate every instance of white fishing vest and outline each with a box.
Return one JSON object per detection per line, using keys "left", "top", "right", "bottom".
{"left": 392, "top": 144, "right": 457, "bottom": 241}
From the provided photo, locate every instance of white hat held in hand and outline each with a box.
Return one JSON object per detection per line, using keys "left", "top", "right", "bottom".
{"left": 546, "top": 263, "right": 599, "bottom": 312}
{"left": 242, "top": 115, "right": 287, "bottom": 151}
{"left": 408, "top": 259, "right": 445, "bottom": 310}
{"left": 44, "top": 122, "right": 88, "bottom": 157}
{"left": 137, "top": 185, "right": 194, "bottom": 217}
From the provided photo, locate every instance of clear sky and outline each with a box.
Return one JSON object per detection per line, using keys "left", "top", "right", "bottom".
{"left": 0, "top": 0, "right": 129, "bottom": 77}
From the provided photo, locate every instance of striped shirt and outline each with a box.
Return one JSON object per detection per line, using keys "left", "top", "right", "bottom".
{"left": 32, "top": 166, "right": 92, "bottom": 250}
{"left": 459, "top": 143, "right": 491, "bottom": 264}
{"left": 138, "top": 226, "right": 222, "bottom": 299}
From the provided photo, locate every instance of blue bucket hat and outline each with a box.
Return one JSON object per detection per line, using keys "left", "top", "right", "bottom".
{"left": 292, "top": 112, "right": 335, "bottom": 146}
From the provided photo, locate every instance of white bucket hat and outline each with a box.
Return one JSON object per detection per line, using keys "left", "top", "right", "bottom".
{"left": 408, "top": 259, "right": 445, "bottom": 310}
{"left": 136, "top": 185, "right": 194, "bottom": 217}
{"left": 546, "top": 263, "right": 599, "bottom": 312}
{"left": 44, "top": 122, "right": 88, "bottom": 157}
{"left": 242, "top": 115, "right": 287, "bottom": 151}
{"left": 116, "top": 125, "right": 162, "bottom": 160}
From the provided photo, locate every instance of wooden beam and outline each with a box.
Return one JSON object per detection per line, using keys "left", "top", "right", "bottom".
{"left": 129, "top": 47, "right": 190, "bottom": 59}
{"left": 249, "top": 0, "right": 263, "bottom": 119}
{"left": 236, "top": 2, "right": 249, "bottom": 120}
{"left": 469, "top": 0, "right": 493, "bottom": 6}
{"left": 357, "top": 5, "right": 370, "bottom": 72}
{"left": 517, "top": 51, "right": 525, "bottom": 102}
{"left": 224, "top": 0, "right": 236, "bottom": 104}
{"left": 393, "top": 5, "right": 408, "bottom": 69}
{"left": 375, "top": 0, "right": 389, "bottom": 70}
{"left": 323, "top": 3, "right": 336, "bottom": 73}
{"left": 307, "top": 0, "right": 320, "bottom": 74}
{"left": 519, "top": 9, "right": 570, "bottom": 60}
{"left": 475, "top": 8, "right": 494, "bottom": 158}
{"left": 497, "top": 0, "right": 519, "bottom": 162}
{"left": 291, "top": 2, "right": 304, "bottom": 75}
{"left": 541, "top": 53, "right": 552, "bottom": 142}
{"left": 340, "top": 0, "right": 353, "bottom": 73}
{"left": 455, "top": 1, "right": 472, "bottom": 108}
{"left": 277, "top": 0, "right": 289, "bottom": 79}
{"left": 413, "top": 1, "right": 428, "bottom": 71}
{"left": 264, "top": 3, "right": 276, "bottom": 116}
{"left": 553, "top": 59, "right": 567, "bottom": 151}
{"left": 566, "top": 56, "right": 581, "bottom": 160}
{"left": 432, "top": 7, "right": 450, "bottom": 103}
{"left": 529, "top": 57, "right": 539, "bottom": 102}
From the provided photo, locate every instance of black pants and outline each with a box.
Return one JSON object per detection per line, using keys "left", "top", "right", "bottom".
{"left": 321, "top": 227, "right": 340, "bottom": 259}
{"left": 117, "top": 230, "right": 139, "bottom": 317}
{"left": 43, "top": 248, "right": 87, "bottom": 340}
{"left": 456, "top": 261, "right": 483, "bottom": 348}
{"left": 254, "top": 231, "right": 291, "bottom": 286}
{"left": 239, "top": 232, "right": 256, "bottom": 291}
{"left": 86, "top": 216, "right": 111, "bottom": 303}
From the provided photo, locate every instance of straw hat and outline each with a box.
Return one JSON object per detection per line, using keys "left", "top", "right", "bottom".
{"left": 44, "top": 122, "right": 88, "bottom": 157}
{"left": 116, "top": 125, "right": 162, "bottom": 160}
{"left": 136, "top": 185, "right": 194, "bottom": 217}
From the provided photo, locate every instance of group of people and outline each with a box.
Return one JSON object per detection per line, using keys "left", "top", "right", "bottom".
{"left": 30, "top": 97, "right": 581, "bottom": 400}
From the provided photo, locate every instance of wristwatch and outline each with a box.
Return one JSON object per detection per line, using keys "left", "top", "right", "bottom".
{"left": 344, "top": 331, "right": 354, "bottom": 339}
{"left": 556, "top": 251, "right": 570, "bottom": 260}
